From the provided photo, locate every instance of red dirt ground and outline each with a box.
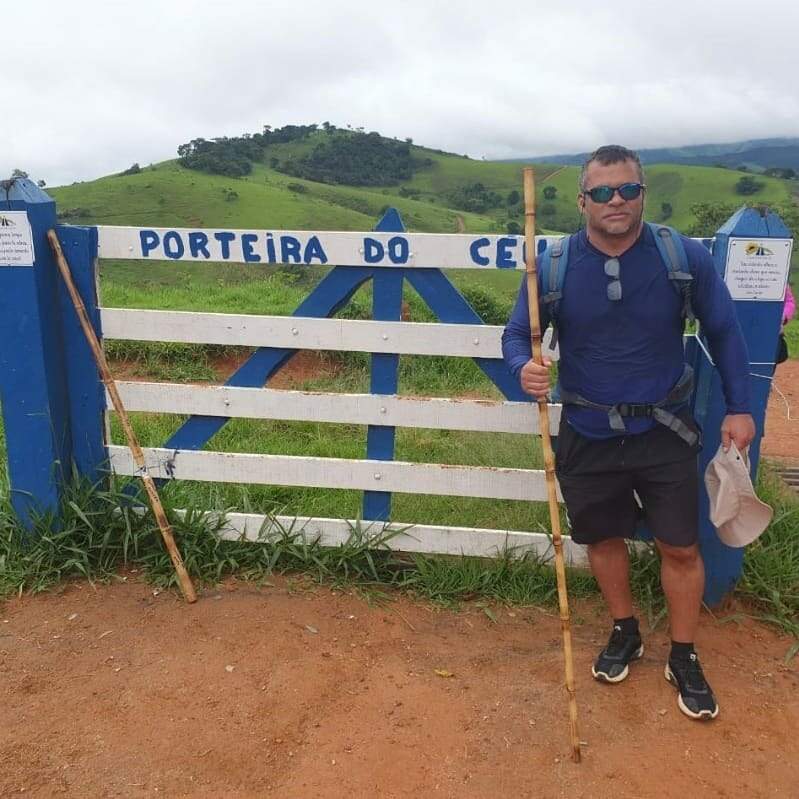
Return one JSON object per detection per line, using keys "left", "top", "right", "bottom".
{"left": 1, "top": 577, "right": 797, "bottom": 798}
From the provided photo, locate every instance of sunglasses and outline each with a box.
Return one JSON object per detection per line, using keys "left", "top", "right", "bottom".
{"left": 583, "top": 182, "right": 646, "bottom": 203}
{"left": 605, "top": 258, "right": 621, "bottom": 301}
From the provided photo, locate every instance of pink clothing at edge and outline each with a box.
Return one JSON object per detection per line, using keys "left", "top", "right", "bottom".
{"left": 785, "top": 284, "right": 796, "bottom": 326}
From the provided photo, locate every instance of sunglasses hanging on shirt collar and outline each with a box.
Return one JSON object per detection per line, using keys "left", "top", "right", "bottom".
{"left": 605, "top": 257, "right": 622, "bottom": 301}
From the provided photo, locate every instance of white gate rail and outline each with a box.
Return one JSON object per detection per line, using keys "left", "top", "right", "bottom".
{"left": 108, "top": 446, "right": 557, "bottom": 502}
{"left": 111, "top": 383, "right": 561, "bottom": 435}
{"left": 101, "top": 309, "right": 505, "bottom": 357}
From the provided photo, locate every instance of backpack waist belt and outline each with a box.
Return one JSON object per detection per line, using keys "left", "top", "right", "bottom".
{"left": 558, "top": 364, "right": 697, "bottom": 445}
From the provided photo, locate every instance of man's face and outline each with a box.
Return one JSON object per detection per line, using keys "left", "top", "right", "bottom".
{"left": 578, "top": 159, "right": 645, "bottom": 238}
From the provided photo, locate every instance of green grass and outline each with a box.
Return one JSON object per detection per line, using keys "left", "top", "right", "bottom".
{"left": 99, "top": 258, "right": 524, "bottom": 316}
{"left": 642, "top": 165, "right": 789, "bottom": 230}
{"left": 100, "top": 260, "right": 316, "bottom": 313}
{"left": 736, "top": 467, "right": 799, "bottom": 637}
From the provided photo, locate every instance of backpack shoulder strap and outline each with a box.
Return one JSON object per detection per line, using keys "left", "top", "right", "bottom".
{"left": 539, "top": 235, "right": 570, "bottom": 348}
{"left": 647, "top": 222, "right": 695, "bottom": 323}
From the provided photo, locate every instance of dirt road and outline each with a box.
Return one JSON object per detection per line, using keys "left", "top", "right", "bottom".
{"left": 1, "top": 578, "right": 797, "bottom": 798}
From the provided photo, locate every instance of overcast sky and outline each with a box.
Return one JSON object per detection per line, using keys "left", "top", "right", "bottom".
{"left": 5, "top": 0, "right": 799, "bottom": 186}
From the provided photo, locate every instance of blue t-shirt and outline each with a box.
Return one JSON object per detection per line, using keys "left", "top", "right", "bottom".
{"left": 501, "top": 225, "right": 751, "bottom": 439}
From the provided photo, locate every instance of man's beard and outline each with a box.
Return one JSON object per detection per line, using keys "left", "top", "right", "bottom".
{"left": 600, "top": 205, "right": 644, "bottom": 237}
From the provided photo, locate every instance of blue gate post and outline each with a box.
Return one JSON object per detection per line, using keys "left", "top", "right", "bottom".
{"left": 0, "top": 180, "right": 73, "bottom": 528}
{"left": 54, "top": 224, "right": 107, "bottom": 484}
{"left": 693, "top": 207, "right": 792, "bottom": 604}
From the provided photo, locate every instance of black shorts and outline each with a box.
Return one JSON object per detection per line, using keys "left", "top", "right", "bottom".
{"left": 555, "top": 412, "right": 702, "bottom": 548}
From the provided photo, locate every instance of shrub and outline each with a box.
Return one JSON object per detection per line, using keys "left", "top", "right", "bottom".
{"left": 57, "top": 207, "right": 92, "bottom": 220}
{"left": 446, "top": 182, "right": 504, "bottom": 214}
{"left": 460, "top": 285, "right": 512, "bottom": 325}
{"left": 735, "top": 176, "right": 764, "bottom": 195}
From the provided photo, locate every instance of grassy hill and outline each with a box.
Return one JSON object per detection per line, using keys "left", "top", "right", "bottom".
{"left": 50, "top": 133, "right": 797, "bottom": 244}
{"left": 50, "top": 158, "right": 497, "bottom": 234}
{"left": 50, "top": 133, "right": 565, "bottom": 236}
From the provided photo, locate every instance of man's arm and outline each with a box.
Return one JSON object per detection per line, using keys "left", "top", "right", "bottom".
{"left": 501, "top": 271, "right": 552, "bottom": 398}
{"left": 687, "top": 240, "right": 755, "bottom": 450}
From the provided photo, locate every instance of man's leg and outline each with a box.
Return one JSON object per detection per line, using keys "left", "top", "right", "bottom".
{"left": 587, "top": 538, "right": 634, "bottom": 620}
{"left": 554, "top": 422, "right": 642, "bottom": 682}
{"left": 637, "top": 445, "right": 720, "bottom": 720}
{"left": 585, "top": 537, "right": 643, "bottom": 683}
{"left": 656, "top": 540, "right": 704, "bottom": 643}
{"left": 656, "top": 539, "right": 718, "bottom": 719}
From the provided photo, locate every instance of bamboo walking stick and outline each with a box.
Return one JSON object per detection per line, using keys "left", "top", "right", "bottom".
{"left": 47, "top": 230, "right": 198, "bottom": 604}
{"left": 522, "top": 169, "right": 581, "bottom": 763}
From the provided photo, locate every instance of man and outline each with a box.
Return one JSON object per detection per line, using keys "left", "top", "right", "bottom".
{"left": 502, "top": 145, "right": 755, "bottom": 721}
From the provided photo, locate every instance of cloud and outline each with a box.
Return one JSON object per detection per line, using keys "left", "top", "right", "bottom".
{"left": 4, "top": 0, "right": 798, "bottom": 185}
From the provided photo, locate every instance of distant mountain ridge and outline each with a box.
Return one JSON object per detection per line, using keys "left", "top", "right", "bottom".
{"left": 511, "top": 137, "right": 799, "bottom": 172}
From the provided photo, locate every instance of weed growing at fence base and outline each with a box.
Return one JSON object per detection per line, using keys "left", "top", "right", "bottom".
{"left": 735, "top": 467, "right": 799, "bottom": 637}
{"left": 0, "top": 470, "right": 591, "bottom": 609}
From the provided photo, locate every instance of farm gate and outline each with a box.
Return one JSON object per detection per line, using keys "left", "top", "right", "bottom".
{"left": 0, "top": 179, "right": 792, "bottom": 603}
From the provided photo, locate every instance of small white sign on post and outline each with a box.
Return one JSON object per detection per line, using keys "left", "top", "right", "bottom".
{"left": 0, "top": 211, "right": 35, "bottom": 267}
{"left": 724, "top": 238, "right": 793, "bottom": 301}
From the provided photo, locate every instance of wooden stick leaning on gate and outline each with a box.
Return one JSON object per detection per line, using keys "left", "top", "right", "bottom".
{"left": 522, "top": 168, "right": 581, "bottom": 763}
{"left": 47, "top": 230, "right": 197, "bottom": 604}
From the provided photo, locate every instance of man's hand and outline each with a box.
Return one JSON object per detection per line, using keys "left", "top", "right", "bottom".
{"left": 520, "top": 357, "right": 552, "bottom": 399}
{"left": 721, "top": 413, "right": 756, "bottom": 452}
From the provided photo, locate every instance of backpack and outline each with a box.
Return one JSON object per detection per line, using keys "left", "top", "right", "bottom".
{"left": 540, "top": 222, "right": 695, "bottom": 349}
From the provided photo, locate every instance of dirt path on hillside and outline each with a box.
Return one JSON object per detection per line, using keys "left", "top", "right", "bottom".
{"left": 541, "top": 165, "right": 567, "bottom": 183}
{"left": 1, "top": 578, "right": 797, "bottom": 798}
{"left": 760, "top": 357, "right": 799, "bottom": 463}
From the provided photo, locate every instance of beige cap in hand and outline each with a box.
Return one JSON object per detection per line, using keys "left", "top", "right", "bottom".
{"left": 704, "top": 443, "right": 773, "bottom": 548}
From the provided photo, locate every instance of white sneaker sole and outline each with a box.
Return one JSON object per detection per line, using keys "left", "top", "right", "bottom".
{"left": 664, "top": 664, "right": 720, "bottom": 720}
{"left": 592, "top": 643, "right": 644, "bottom": 683}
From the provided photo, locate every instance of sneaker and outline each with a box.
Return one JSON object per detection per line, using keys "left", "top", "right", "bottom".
{"left": 591, "top": 624, "right": 644, "bottom": 683}
{"left": 665, "top": 652, "right": 719, "bottom": 720}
